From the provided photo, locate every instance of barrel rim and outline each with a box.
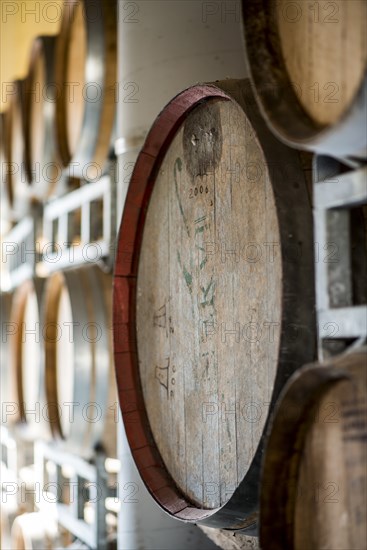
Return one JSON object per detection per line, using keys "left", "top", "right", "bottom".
{"left": 241, "top": 0, "right": 367, "bottom": 159}
{"left": 113, "top": 78, "right": 316, "bottom": 527}
{"left": 259, "top": 346, "right": 367, "bottom": 549}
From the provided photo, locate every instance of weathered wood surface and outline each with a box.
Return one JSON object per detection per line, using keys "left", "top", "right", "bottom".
{"left": 137, "top": 98, "right": 282, "bottom": 509}
{"left": 11, "top": 512, "right": 59, "bottom": 550}
{"left": 113, "top": 79, "right": 315, "bottom": 525}
{"left": 276, "top": 0, "right": 367, "bottom": 125}
{"left": 260, "top": 347, "right": 367, "bottom": 550}
{"left": 242, "top": 1, "right": 367, "bottom": 157}
{"left": 44, "top": 266, "right": 117, "bottom": 458}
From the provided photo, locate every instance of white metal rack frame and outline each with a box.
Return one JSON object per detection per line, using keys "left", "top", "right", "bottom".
{"left": 313, "top": 156, "right": 367, "bottom": 359}
{"left": 34, "top": 441, "right": 117, "bottom": 550}
{"left": 1, "top": 215, "right": 37, "bottom": 292}
{"left": 39, "top": 161, "right": 117, "bottom": 276}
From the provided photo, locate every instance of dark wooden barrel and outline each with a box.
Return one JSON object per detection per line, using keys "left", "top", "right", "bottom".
{"left": 260, "top": 347, "right": 367, "bottom": 549}
{"left": 113, "top": 79, "right": 316, "bottom": 528}
{"left": 242, "top": 0, "right": 367, "bottom": 158}
{"left": 54, "top": 0, "right": 117, "bottom": 178}
{"left": 9, "top": 279, "right": 47, "bottom": 437}
{"left": 3, "top": 80, "right": 30, "bottom": 219}
{"left": 24, "top": 36, "right": 59, "bottom": 200}
{"left": 43, "top": 265, "right": 116, "bottom": 458}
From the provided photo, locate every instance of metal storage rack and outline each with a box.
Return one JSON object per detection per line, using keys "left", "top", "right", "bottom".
{"left": 313, "top": 157, "right": 367, "bottom": 359}
{"left": 1, "top": 158, "right": 119, "bottom": 549}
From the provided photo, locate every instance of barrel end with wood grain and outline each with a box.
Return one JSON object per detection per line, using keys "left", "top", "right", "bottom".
{"left": 113, "top": 77, "right": 316, "bottom": 528}
{"left": 242, "top": 0, "right": 367, "bottom": 159}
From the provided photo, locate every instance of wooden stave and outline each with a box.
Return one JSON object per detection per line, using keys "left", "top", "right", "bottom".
{"left": 54, "top": 0, "right": 117, "bottom": 179}
{"left": 43, "top": 265, "right": 116, "bottom": 458}
{"left": 260, "top": 347, "right": 367, "bottom": 549}
{"left": 24, "top": 36, "right": 59, "bottom": 201}
{"left": 113, "top": 78, "right": 316, "bottom": 528}
{"left": 241, "top": 0, "right": 367, "bottom": 159}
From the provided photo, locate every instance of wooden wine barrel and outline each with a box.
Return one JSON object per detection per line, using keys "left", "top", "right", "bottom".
{"left": 260, "top": 347, "right": 367, "bottom": 549}
{"left": 43, "top": 265, "right": 116, "bottom": 458}
{"left": 24, "top": 36, "right": 59, "bottom": 201}
{"left": 54, "top": 0, "right": 117, "bottom": 178}
{"left": 9, "top": 279, "right": 47, "bottom": 436}
{"left": 11, "top": 512, "right": 59, "bottom": 550}
{"left": 113, "top": 79, "right": 316, "bottom": 528}
{"left": 3, "top": 80, "right": 31, "bottom": 219}
{"left": 242, "top": 0, "right": 367, "bottom": 158}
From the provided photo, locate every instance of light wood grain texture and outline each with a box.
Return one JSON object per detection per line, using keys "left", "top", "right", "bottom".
{"left": 260, "top": 348, "right": 367, "bottom": 550}
{"left": 277, "top": 0, "right": 367, "bottom": 125}
{"left": 136, "top": 99, "right": 281, "bottom": 509}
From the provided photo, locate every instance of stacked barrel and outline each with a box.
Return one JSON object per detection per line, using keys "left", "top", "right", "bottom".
{"left": 1, "top": 0, "right": 117, "bottom": 447}
{"left": 0, "top": 1, "right": 118, "bottom": 548}
{"left": 1, "top": 1, "right": 366, "bottom": 549}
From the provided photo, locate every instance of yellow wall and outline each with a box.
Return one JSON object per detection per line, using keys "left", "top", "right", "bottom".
{"left": 0, "top": 0, "right": 64, "bottom": 111}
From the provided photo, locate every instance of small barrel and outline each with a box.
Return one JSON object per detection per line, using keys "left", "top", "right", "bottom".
{"left": 54, "top": 0, "right": 117, "bottom": 178}
{"left": 43, "top": 265, "right": 116, "bottom": 458}
{"left": 10, "top": 512, "right": 59, "bottom": 550}
{"left": 3, "top": 80, "right": 30, "bottom": 219}
{"left": 242, "top": 0, "right": 367, "bottom": 158}
{"left": 260, "top": 347, "right": 367, "bottom": 550}
{"left": 24, "top": 36, "right": 59, "bottom": 200}
{"left": 113, "top": 79, "right": 316, "bottom": 527}
{"left": 9, "top": 279, "right": 47, "bottom": 436}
